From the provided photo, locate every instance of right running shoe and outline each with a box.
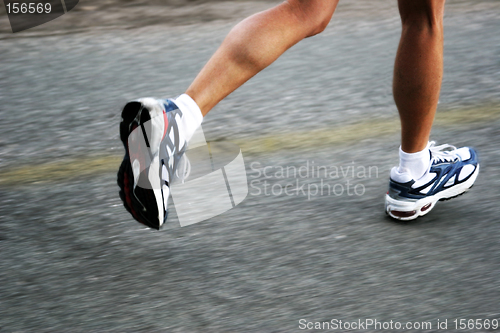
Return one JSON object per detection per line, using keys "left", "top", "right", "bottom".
{"left": 117, "top": 97, "right": 192, "bottom": 230}
{"left": 385, "top": 142, "right": 479, "bottom": 221}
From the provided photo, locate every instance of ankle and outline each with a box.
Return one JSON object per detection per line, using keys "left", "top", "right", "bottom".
{"left": 398, "top": 144, "right": 431, "bottom": 180}
{"left": 174, "top": 94, "right": 203, "bottom": 142}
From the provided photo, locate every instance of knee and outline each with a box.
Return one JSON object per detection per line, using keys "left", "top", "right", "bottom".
{"left": 398, "top": 0, "right": 446, "bottom": 32}
{"left": 287, "top": 0, "right": 338, "bottom": 37}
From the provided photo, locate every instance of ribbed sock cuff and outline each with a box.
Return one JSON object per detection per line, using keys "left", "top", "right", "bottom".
{"left": 174, "top": 94, "right": 203, "bottom": 142}
{"left": 398, "top": 143, "right": 431, "bottom": 180}
{"left": 175, "top": 94, "right": 203, "bottom": 125}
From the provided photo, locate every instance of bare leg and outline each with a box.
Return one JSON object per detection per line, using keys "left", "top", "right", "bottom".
{"left": 185, "top": 0, "right": 339, "bottom": 116}
{"left": 393, "top": 0, "right": 446, "bottom": 153}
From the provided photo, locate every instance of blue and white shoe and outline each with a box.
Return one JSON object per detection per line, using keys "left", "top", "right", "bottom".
{"left": 385, "top": 142, "right": 479, "bottom": 221}
{"left": 117, "top": 98, "right": 191, "bottom": 230}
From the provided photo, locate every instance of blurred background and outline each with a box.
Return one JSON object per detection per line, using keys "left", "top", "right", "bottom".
{"left": 0, "top": 0, "right": 499, "bottom": 332}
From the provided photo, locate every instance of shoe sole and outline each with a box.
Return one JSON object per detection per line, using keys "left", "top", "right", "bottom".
{"left": 117, "top": 100, "right": 166, "bottom": 229}
{"left": 385, "top": 164, "right": 480, "bottom": 221}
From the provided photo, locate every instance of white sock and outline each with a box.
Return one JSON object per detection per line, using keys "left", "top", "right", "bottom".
{"left": 398, "top": 144, "right": 431, "bottom": 180}
{"left": 174, "top": 94, "right": 203, "bottom": 142}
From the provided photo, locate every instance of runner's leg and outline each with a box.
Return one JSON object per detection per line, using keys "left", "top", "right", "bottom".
{"left": 186, "top": 0, "right": 339, "bottom": 116}
{"left": 386, "top": 0, "right": 478, "bottom": 220}
{"left": 393, "top": 0, "right": 446, "bottom": 153}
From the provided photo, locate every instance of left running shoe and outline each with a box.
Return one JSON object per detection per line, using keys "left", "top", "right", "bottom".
{"left": 117, "top": 97, "right": 191, "bottom": 229}
{"left": 385, "top": 142, "right": 479, "bottom": 221}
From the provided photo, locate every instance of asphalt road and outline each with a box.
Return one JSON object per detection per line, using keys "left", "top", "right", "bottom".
{"left": 0, "top": 1, "right": 499, "bottom": 332}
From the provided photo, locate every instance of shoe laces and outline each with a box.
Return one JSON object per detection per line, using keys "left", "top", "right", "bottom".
{"left": 429, "top": 141, "right": 460, "bottom": 164}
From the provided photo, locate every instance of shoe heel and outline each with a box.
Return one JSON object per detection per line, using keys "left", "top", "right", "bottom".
{"left": 120, "top": 101, "right": 142, "bottom": 145}
{"left": 385, "top": 194, "right": 436, "bottom": 221}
